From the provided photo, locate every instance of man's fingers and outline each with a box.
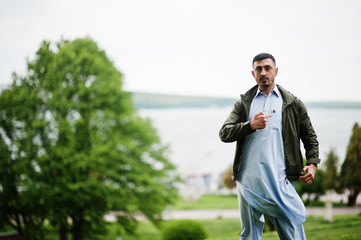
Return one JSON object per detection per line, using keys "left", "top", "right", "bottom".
{"left": 299, "top": 176, "right": 312, "bottom": 185}
{"left": 251, "top": 112, "right": 272, "bottom": 130}
{"left": 254, "top": 113, "right": 271, "bottom": 120}
{"left": 299, "top": 170, "right": 315, "bottom": 185}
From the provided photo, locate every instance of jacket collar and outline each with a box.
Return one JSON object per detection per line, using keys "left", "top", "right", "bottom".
{"left": 240, "top": 85, "right": 258, "bottom": 103}
{"left": 277, "top": 84, "right": 297, "bottom": 107}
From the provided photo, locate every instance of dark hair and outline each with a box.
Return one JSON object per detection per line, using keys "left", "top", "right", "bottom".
{"left": 252, "top": 53, "right": 276, "bottom": 67}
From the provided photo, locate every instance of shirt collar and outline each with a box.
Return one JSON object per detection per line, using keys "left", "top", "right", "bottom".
{"left": 273, "top": 85, "right": 281, "bottom": 97}
{"left": 255, "top": 85, "right": 281, "bottom": 98}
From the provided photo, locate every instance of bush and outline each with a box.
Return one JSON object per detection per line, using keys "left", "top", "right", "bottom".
{"left": 162, "top": 220, "right": 207, "bottom": 240}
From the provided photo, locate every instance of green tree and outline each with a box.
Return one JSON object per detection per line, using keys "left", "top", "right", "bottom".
{"left": 0, "top": 86, "right": 47, "bottom": 239}
{"left": 322, "top": 148, "right": 341, "bottom": 192}
{"left": 0, "top": 38, "right": 178, "bottom": 240}
{"left": 340, "top": 123, "right": 361, "bottom": 206}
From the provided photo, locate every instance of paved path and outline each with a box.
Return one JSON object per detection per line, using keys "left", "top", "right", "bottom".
{"left": 162, "top": 207, "right": 361, "bottom": 220}
{"left": 105, "top": 207, "right": 361, "bottom": 221}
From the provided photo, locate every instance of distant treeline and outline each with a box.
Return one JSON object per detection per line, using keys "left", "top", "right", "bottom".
{"left": 130, "top": 92, "right": 236, "bottom": 109}
{"left": 305, "top": 101, "right": 361, "bottom": 109}
{"left": 130, "top": 92, "right": 361, "bottom": 109}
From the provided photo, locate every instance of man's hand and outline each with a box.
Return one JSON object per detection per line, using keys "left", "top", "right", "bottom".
{"left": 299, "top": 164, "right": 317, "bottom": 185}
{"left": 250, "top": 112, "right": 272, "bottom": 130}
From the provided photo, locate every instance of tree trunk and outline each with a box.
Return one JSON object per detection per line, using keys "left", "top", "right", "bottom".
{"left": 59, "top": 223, "right": 68, "bottom": 240}
{"left": 347, "top": 190, "right": 360, "bottom": 206}
{"left": 71, "top": 217, "right": 83, "bottom": 240}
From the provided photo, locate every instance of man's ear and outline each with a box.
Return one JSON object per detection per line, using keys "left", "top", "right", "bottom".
{"left": 275, "top": 68, "right": 278, "bottom": 76}
{"left": 251, "top": 71, "right": 255, "bottom": 78}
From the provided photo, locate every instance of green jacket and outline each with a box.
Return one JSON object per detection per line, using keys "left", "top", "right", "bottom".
{"left": 219, "top": 84, "right": 320, "bottom": 181}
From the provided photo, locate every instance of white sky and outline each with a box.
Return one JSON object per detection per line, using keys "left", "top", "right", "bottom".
{"left": 1, "top": 0, "right": 361, "bottom": 101}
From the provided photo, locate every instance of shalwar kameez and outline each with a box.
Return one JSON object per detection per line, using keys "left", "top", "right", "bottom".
{"left": 236, "top": 86, "right": 307, "bottom": 240}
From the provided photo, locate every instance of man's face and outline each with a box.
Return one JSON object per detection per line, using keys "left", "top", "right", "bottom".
{"left": 252, "top": 58, "right": 278, "bottom": 91}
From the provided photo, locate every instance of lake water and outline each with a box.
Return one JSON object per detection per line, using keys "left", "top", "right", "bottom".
{"left": 139, "top": 107, "right": 361, "bottom": 178}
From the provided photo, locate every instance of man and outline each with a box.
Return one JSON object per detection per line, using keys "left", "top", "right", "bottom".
{"left": 219, "top": 53, "right": 320, "bottom": 239}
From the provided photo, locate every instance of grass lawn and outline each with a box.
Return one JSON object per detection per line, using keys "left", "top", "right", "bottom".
{"left": 5, "top": 195, "right": 360, "bottom": 239}
{"left": 109, "top": 214, "right": 361, "bottom": 240}
{"left": 172, "top": 194, "right": 347, "bottom": 210}
{"left": 7, "top": 214, "right": 361, "bottom": 239}
{"left": 172, "top": 194, "right": 238, "bottom": 210}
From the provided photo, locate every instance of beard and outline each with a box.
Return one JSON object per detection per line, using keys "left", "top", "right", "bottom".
{"left": 261, "top": 82, "right": 270, "bottom": 88}
{"left": 259, "top": 77, "right": 271, "bottom": 88}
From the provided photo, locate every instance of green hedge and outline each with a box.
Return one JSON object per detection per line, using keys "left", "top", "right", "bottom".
{"left": 162, "top": 220, "right": 207, "bottom": 240}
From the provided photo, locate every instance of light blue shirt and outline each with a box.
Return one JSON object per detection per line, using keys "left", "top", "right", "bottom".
{"left": 237, "top": 86, "right": 306, "bottom": 225}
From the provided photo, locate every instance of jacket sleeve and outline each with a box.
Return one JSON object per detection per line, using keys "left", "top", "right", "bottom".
{"left": 219, "top": 100, "right": 255, "bottom": 143}
{"left": 297, "top": 99, "right": 321, "bottom": 166}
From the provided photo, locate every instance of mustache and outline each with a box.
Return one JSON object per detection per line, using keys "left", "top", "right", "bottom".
{"left": 260, "top": 76, "right": 269, "bottom": 81}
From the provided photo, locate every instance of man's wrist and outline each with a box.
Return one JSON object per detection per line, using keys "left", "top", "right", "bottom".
{"left": 249, "top": 120, "right": 256, "bottom": 130}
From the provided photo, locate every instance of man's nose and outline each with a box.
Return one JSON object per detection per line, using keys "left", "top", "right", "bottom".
{"left": 261, "top": 68, "right": 267, "bottom": 76}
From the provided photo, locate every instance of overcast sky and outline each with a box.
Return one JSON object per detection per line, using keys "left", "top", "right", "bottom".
{"left": 1, "top": 0, "right": 361, "bottom": 101}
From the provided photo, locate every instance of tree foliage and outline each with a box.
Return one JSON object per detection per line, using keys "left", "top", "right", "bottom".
{"left": 322, "top": 148, "right": 341, "bottom": 192}
{"left": 340, "top": 122, "right": 361, "bottom": 206}
{"left": 0, "top": 85, "right": 46, "bottom": 239}
{"left": 0, "top": 38, "right": 178, "bottom": 239}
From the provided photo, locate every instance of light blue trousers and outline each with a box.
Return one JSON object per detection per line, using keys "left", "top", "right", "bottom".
{"left": 237, "top": 188, "right": 306, "bottom": 240}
